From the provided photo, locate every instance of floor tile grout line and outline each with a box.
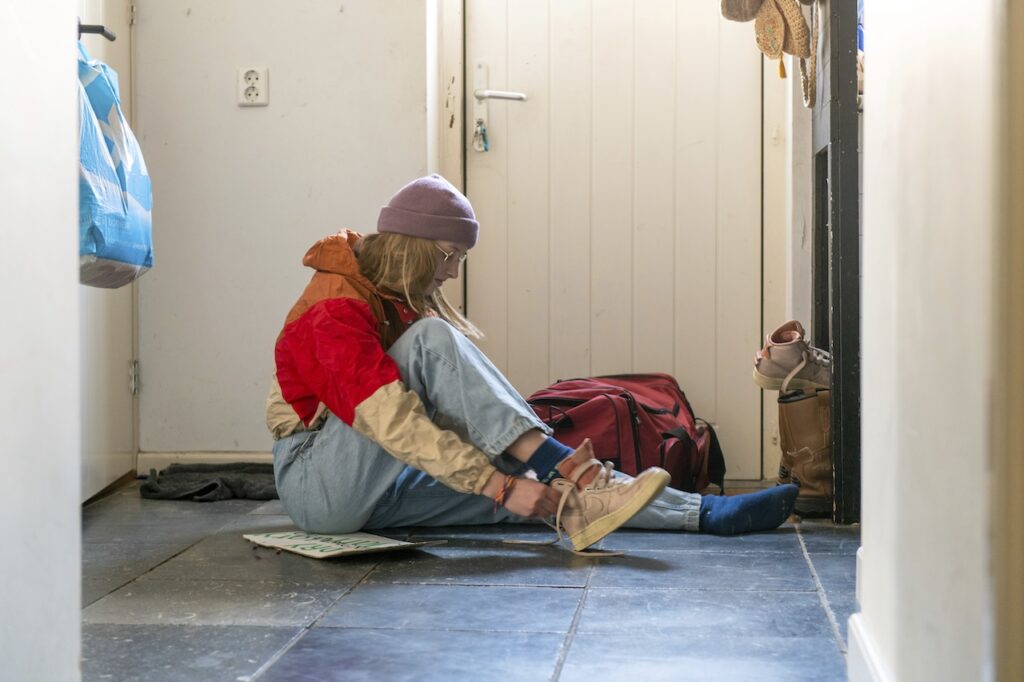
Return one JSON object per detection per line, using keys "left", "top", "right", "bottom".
{"left": 307, "top": 625, "right": 579, "bottom": 634}
{"left": 247, "top": 557, "right": 386, "bottom": 681}
{"left": 582, "top": 585, "right": 817, "bottom": 591}
{"left": 239, "top": 627, "right": 311, "bottom": 682}
{"left": 366, "top": 577, "right": 821, "bottom": 591}
{"left": 360, "top": 582, "right": 585, "bottom": 590}
{"left": 82, "top": 575, "right": 136, "bottom": 609}
{"left": 796, "top": 526, "right": 848, "bottom": 654}
{"left": 549, "top": 560, "right": 598, "bottom": 681}
{"left": 365, "top": 581, "right": 588, "bottom": 589}
{"left": 83, "top": 536, "right": 212, "bottom": 610}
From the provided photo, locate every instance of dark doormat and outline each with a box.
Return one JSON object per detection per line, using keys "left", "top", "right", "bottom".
{"left": 139, "top": 462, "right": 278, "bottom": 501}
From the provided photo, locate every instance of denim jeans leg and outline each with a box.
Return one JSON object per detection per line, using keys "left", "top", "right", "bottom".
{"left": 359, "top": 317, "right": 551, "bottom": 528}
{"left": 619, "top": 473, "right": 702, "bottom": 531}
{"left": 272, "top": 413, "right": 410, "bottom": 533}
{"left": 387, "top": 317, "right": 551, "bottom": 456}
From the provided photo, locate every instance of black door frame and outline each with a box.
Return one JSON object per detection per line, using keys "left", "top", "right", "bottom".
{"left": 811, "top": 0, "right": 861, "bottom": 524}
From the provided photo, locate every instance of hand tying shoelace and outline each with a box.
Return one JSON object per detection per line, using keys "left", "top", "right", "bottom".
{"left": 551, "top": 461, "right": 624, "bottom": 557}
{"left": 503, "top": 456, "right": 670, "bottom": 556}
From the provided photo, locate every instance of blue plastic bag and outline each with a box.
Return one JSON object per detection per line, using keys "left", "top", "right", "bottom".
{"left": 857, "top": 0, "right": 864, "bottom": 51}
{"left": 78, "top": 43, "right": 153, "bottom": 288}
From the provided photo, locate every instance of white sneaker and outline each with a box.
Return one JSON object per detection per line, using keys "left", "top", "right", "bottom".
{"left": 753, "top": 320, "right": 831, "bottom": 392}
{"left": 551, "top": 460, "right": 669, "bottom": 552}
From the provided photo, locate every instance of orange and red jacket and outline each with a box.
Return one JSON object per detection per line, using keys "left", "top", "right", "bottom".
{"left": 266, "top": 230, "right": 496, "bottom": 495}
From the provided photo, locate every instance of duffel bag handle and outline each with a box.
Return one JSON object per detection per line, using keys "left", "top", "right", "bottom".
{"left": 529, "top": 402, "right": 574, "bottom": 430}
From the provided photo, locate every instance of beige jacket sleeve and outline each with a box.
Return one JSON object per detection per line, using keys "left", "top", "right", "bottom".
{"left": 352, "top": 382, "right": 497, "bottom": 495}
{"left": 265, "top": 375, "right": 326, "bottom": 440}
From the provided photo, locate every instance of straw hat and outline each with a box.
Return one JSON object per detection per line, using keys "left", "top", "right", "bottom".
{"left": 756, "top": 0, "right": 810, "bottom": 59}
{"left": 721, "top": 0, "right": 763, "bottom": 23}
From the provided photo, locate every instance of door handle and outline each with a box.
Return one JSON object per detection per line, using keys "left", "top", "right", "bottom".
{"left": 472, "top": 62, "right": 528, "bottom": 152}
{"left": 473, "top": 90, "right": 528, "bottom": 102}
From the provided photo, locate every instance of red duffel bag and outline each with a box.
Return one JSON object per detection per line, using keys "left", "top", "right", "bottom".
{"left": 527, "top": 373, "right": 726, "bottom": 493}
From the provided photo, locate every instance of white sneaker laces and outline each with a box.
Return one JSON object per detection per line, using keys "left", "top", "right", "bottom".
{"left": 781, "top": 341, "right": 832, "bottom": 393}
{"left": 503, "top": 460, "right": 623, "bottom": 557}
{"left": 552, "top": 461, "right": 623, "bottom": 557}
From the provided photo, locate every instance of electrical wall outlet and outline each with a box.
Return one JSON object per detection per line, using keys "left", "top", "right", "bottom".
{"left": 237, "top": 67, "right": 269, "bottom": 106}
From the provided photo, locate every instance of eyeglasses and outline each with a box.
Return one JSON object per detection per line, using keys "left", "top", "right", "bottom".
{"left": 435, "top": 243, "right": 468, "bottom": 265}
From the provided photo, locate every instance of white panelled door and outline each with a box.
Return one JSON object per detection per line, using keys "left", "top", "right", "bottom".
{"left": 464, "top": 0, "right": 764, "bottom": 479}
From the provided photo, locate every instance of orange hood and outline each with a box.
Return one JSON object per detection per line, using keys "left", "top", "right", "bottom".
{"left": 301, "top": 230, "right": 362, "bottom": 276}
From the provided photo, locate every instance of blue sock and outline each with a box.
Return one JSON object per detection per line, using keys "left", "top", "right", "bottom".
{"left": 698, "top": 484, "right": 799, "bottom": 535}
{"left": 527, "top": 438, "right": 574, "bottom": 484}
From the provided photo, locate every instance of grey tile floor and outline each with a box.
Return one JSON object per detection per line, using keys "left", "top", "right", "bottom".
{"left": 82, "top": 482, "right": 857, "bottom": 681}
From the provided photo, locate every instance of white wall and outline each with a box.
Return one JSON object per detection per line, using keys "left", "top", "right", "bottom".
{"left": 0, "top": 3, "right": 82, "bottom": 679}
{"left": 850, "top": 2, "right": 1000, "bottom": 680}
{"left": 79, "top": 0, "right": 136, "bottom": 500}
{"left": 134, "top": 0, "right": 429, "bottom": 453}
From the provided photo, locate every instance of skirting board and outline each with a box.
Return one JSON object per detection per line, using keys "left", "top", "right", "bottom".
{"left": 137, "top": 451, "right": 273, "bottom": 474}
{"left": 847, "top": 613, "right": 895, "bottom": 682}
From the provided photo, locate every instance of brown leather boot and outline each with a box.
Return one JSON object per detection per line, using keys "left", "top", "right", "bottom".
{"left": 778, "top": 388, "right": 833, "bottom": 514}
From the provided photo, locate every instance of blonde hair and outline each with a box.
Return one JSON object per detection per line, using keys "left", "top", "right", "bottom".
{"left": 358, "top": 232, "right": 482, "bottom": 339}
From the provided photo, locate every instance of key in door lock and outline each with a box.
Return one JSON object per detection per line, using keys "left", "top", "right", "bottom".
{"left": 472, "top": 119, "right": 489, "bottom": 152}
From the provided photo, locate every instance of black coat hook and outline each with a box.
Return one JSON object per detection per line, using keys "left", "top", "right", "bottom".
{"left": 78, "top": 19, "right": 117, "bottom": 42}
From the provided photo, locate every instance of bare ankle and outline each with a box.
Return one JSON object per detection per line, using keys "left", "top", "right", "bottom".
{"left": 506, "top": 429, "right": 548, "bottom": 463}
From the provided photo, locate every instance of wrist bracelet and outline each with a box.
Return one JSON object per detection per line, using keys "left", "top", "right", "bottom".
{"left": 492, "top": 474, "right": 518, "bottom": 513}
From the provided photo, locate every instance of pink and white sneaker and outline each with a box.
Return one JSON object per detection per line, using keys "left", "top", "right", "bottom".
{"left": 753, "top": 320, "right": 832, "bottom": 392}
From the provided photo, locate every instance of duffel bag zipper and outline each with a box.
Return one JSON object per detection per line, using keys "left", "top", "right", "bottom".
{"left": 620, "top": 392, "right": 644, "bottom": 475}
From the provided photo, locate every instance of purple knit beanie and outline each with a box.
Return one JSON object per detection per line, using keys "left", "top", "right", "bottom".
{"left": 377, "top": 174, "right": 479, "bottom": 248}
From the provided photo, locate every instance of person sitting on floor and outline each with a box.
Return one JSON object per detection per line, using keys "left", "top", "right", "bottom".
{"left": 266, "top": 174, "right": 798, "bottom": 552}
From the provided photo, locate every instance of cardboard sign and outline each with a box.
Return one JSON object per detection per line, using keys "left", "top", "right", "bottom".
{"left": 243, "top": 530, "right": 445, "bottom": 559}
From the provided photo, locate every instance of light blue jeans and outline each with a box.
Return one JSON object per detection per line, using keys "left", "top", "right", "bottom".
{"left": 272, "top": 317, "right": 701, "bottom": 533}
